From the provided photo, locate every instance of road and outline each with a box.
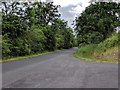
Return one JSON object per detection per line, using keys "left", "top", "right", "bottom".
{"left": 2, "top": 48, "right": 118, "bottom": 88}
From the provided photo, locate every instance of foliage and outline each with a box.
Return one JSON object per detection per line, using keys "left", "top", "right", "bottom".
{"left": 75, "top": 44, "right": 97, "bottom": 58}
{"left": 74, "top": 2, "right": 120, "bottom": 46}
{"left": 2, "top": 34, "right": 11, "bottom": 57}
{"left": 74, "top": 33, "right": 120, "bottom": 63}
{"left": 95, "top": 33, "right": 120, "bottom": 53}
{"left": 2, "top": 1, "right": 75, "bottom": 59}
{"left": 28, "top": 28, "right": 46, "bottom": 53}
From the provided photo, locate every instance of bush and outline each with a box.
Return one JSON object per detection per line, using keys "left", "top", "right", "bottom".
{"left": 2, "top": 34, "right": 11, "bottom": 57}
{"left": 29, "top": 28, "right": 46, "bottom": 53}
{"left": 55, "top": 34, "right": 64, "bottom": 49}
{"left": 76, "top": 44, "right": 97, "bottom": 58}
{"left": 79, "top": 43, "right": 87, "bottom": 48}
{"left": 95, "top": 33, "right": 120, "bottom": 53}
{"left": 9, "top": 38, "right": 31, "bottom": 56}
{"left": 77, "top": 32, "right": 104, "bottom": 45}
{"left": 3, "top": 29, "right": 47, "bottom": 57}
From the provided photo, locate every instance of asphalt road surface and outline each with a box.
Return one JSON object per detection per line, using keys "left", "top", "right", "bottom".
{"left": 2, "top": 48, "right": 118, "bottom": 88}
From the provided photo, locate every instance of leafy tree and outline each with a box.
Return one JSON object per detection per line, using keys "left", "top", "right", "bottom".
{"left": 2, "top": 34, "right": 11, "bottom": 57}
{"left": 2, "top": 1, "right": 75, "bottom": 59}
{"left": 74, "top": 2, "right": 120, "bottom": 45}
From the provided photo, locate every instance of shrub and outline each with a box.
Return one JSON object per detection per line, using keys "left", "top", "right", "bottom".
{"left": 2, "top": 34, "right": 11, "bottom": 57}
{"left": 95, "top": 33, "right": 120, "bottom": 53}
{"left": 9, "top": 38, "right": 31, "bottom": 56}
{"left": 76, "top": 44, "right": 97, "bottom": 58}
{"left": 79, "top": 43, "right": 87, "bottom": 48}
{"left": 27, "top": 28, "right": 46, "bottom": 53}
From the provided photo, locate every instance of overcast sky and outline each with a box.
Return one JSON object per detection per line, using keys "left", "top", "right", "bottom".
{"left": 44, "top": 0, "right": 91, "bottom": 28}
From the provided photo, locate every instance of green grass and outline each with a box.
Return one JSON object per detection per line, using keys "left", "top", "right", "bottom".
{"left": 74, "top": 45, "right": 118, "bottom": 63}
{"left": 75, "top": 44, "right": 97, "bottom": 58}
{"left": 74, "top": 33, "right": 119, "bottom": 63}
{"left": 74, "top": 53, "right": 118, "bottom": 63}
{"left": 0, "top": 49, "right": 63, "bottom": 63}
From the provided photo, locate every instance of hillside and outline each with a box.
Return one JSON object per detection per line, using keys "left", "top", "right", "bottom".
{"left": 74, "top": 33, "right": 120, "bottom": 63}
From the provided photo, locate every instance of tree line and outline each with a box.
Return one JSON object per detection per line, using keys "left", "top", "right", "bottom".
{"left": 2, "top": 1, "right": 75, "bottom": 58}
{"left": 74, "top": 2, "right": 120, "bottom": 47}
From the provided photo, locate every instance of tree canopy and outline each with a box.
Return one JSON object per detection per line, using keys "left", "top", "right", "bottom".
{"left": 74, "top": 2, "right": 120, "bottom": 46}
{"left": 2, "top": 1, "right": 75, "bottom": 58}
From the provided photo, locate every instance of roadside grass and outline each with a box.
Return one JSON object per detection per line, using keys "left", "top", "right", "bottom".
{"left": 74, "top": 44, "right": 97, "bottom": 59}
{"left": 0, "top": 49, "right": 63, "bottom": 63}
{"left": 74, "top": 45, "right": 119, "bottom": 63}
{"left": 94, "top": 46, "right": 119, "bottom": 63}
{"left": 74, "top": 33, "right": 119, "bottom": 63}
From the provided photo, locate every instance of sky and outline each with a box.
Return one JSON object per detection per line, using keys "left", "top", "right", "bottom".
{"left": 42, "top": 0, "right": 91, "bottom": 28}
{"left": 58, "top": 0, "right": 91, "bottom": 28}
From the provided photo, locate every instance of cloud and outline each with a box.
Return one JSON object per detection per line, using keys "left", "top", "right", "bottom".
{"left": 53, "top": 0, "right": 90, "bottom": 7}
{"left": 69, "top": 4, "right": 83, "bottom": 14}
{"left": 53, "top": 0, "right": 82, "bottom": 6}
{"left": 58, "top": 1, "right": 90, "bottom": 27}
{"left": 41, "top": 0, "right": 91, "bottom": 27}
{"left": 59, "top": 5, "right": 77, "bottom": 27}
{"left": 68, "top": 2, "right": 90, "bottom": 17}
{"left": 41, "top": 0, "right": 90, "bottom": 7}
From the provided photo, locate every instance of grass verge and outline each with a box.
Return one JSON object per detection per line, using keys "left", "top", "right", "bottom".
{"left": 74, "top": 44, "right": 119, "bottom": 64}
{"left": 74, "top": 33, "right": 119, "bottom": 63}
{"left": 0, "top": 49, "right": 63, "bottom": 63}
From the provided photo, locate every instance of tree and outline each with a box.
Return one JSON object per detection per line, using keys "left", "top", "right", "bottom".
{"left": 2, "top": 1, "right": 75, "bottom": 58}
{"left": 74, "top": 2, "right": 120, "bottom": 45}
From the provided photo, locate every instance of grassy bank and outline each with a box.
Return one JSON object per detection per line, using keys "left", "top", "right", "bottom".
{"left": 74, "top": 33, "right": 119, "bottom": 63}
{"left": 1, "top": 49, "right": 63, "bottom": 63}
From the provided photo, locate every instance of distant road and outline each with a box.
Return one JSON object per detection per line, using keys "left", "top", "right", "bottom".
{"left": 2, "top": 48, "right": 118, "bottom": 88}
